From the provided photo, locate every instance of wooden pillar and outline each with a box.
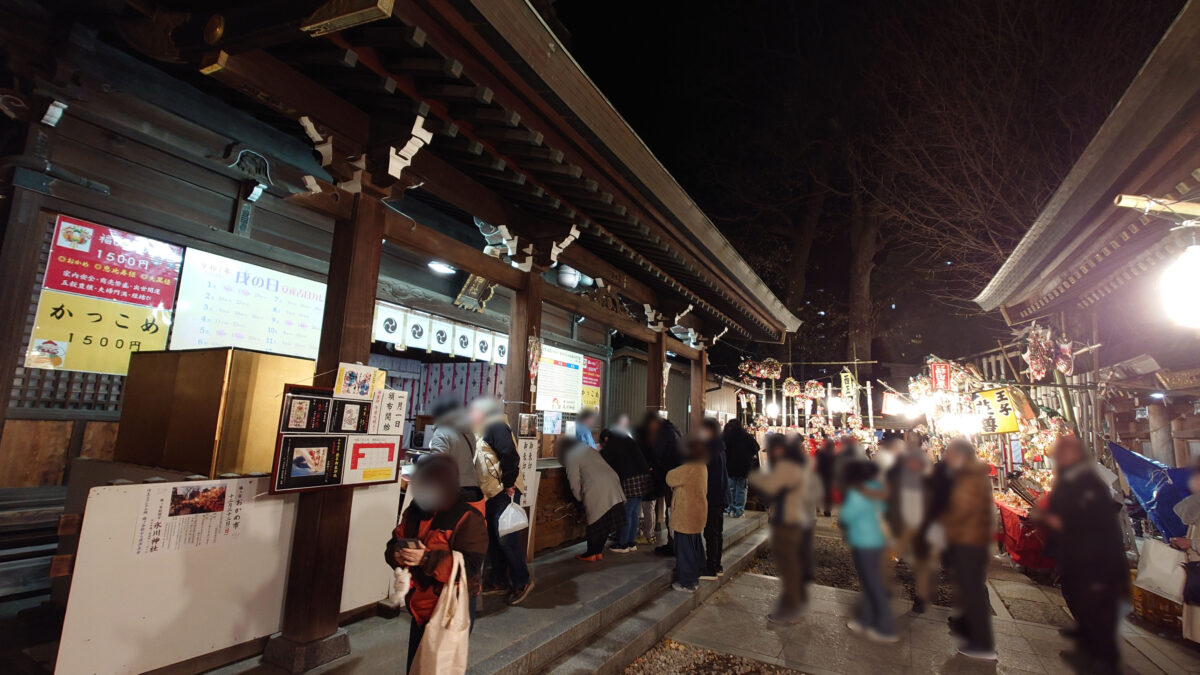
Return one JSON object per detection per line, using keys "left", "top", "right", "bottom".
{"left": 264, "top": 191, "right": 384, "bottom": 672}
{"left": 1173, "top": 416, "right": 1191, "bottom": 467}
{"left": 504, "top": 272, "right": 543, "bottom": 428}
{"left": 689, "top": 347, "right": 706, "bottom": 433}
{"left": 1148, "top": 402, "right": 1175, "bottom": 467}
{"left": 646, "top": 330, "right": 667, "bottom": 415}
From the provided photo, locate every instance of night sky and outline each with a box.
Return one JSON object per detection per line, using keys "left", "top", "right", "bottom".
{"left": 554, "top": 0, "right": 1182, "bottom": 375}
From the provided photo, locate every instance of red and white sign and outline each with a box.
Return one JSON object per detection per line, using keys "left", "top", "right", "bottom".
{"left": 929, "top": 362, "right": 953, "bottom": 390}
{"left": 582, "top": 356, "right": 602, "bottom": 413}
{"left": 343, "top": 435, "right": 400, "bottom": 485}
{"left": 44, "top": 215, "right": 183, "bottom": 310}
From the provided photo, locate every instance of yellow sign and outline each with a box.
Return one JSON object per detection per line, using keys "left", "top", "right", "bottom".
{"left": 840, "top": 370, "right": 856, "bottom": 397}
{"left": 25, "top": 289, "right": 171, "bottom": 375}
{"left": 972, "top": 387, "right": 1020, "bottom": 434}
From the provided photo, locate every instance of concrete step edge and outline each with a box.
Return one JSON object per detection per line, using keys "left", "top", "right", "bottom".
{"left": 470, "top": 515, "right": 766, "bottom": 675}
{"left": 540, "top": 528, "right": 770, "bottom": 675}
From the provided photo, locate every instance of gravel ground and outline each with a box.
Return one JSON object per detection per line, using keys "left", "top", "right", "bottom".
{"left": 747, "top": 533, "right": 956, "bottom": 607}
{"left": 624, "top": 638, "right": 806, "bottom": 674}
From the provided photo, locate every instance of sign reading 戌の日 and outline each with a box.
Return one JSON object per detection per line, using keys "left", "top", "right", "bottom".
{"left": 26, "top": 215, "right": 182, "bottom": 375}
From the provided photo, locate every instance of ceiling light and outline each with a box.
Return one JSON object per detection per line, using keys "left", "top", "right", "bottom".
{"left": 427, "top": 261, "right": 456, "bottom": 275}
{"left": 1150, "top": 392, "right": 1166, "bottom": 400}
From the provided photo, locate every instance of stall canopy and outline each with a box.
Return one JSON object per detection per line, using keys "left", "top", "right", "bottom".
{"left": 1110, "top": 442, "right": 1191, "bottom": 539}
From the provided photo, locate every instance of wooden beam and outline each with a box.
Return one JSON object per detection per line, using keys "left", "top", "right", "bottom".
{"left": 665, "top": 335, "right": 701, "bottom": 362}
{"left": 505, "top": 273, "right": 542, "bottom": 424}
{"left": 266, "top": 191, "right": 384, "bottom": 668}
{"left": 407, "top": 150, "right": 511, "bottom": 224}
{"left": 200, "top": 49, "right": 369, "bottom": 150}
{"left": 542, "top": 283, "right": 655, "bottom": 343}
{"left": 381, "top": 209, "right": 528, "bottom": 290}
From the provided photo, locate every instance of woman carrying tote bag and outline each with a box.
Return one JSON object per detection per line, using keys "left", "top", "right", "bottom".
{"left": 387, "top": 454, "right": 487, "bottom": 673}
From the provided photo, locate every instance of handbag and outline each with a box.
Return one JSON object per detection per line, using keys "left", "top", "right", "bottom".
{"left": 409, "top": 551, "right": 471, "bottom": 675}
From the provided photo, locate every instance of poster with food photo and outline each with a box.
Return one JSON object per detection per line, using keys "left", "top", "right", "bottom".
{"left": 131, "top": 479, "right": 249, "bottom": 556}
{"left": 273, "top": 435, "right": 346, "bottom": 492}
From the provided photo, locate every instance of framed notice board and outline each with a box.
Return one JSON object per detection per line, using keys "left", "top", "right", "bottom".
{"left": 270, "top": 379, "right": 407, "bottom": 494}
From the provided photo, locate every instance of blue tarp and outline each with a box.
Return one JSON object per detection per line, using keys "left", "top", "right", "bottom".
{"left": 1109, "top": 441, "right": 1191, "bottom": 539}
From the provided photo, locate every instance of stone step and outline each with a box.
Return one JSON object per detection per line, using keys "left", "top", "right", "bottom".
{"left": 466, "top": 512, "right": 767, "bottom": 675}
{"left": 537, "top": 526, "right": 770, "bottom": 675}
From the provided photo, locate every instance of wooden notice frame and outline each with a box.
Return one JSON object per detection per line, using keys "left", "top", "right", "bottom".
{"left": 270, "top": 383, "right": 403, "bottom": 494}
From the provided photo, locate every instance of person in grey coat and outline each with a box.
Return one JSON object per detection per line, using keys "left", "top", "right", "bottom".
{"left": 427, "top": 399, "right": 481, "bottom": 502}
{"left": 559, "top": 438, "right": 626, "bottom": 561}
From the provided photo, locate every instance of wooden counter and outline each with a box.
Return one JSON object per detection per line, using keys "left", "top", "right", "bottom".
{"left": 531, "top": 462, "right": 586, "bottom": 553}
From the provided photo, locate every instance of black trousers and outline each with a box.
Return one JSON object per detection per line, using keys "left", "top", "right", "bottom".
{"left": 704, "top": 504, "right": 724, "bottom": 575}
{"left": 948, "top": 545, "right": 994, "bottom": 651}
{"left": 1061, "top": 570, "right": 1123, "bottom": 662}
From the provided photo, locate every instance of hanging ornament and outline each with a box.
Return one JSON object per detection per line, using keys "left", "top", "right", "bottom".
{"left": 1055, "top": 337, "right": 1075, "bottom": 376}
{"left": 527, "top": 336, "right": 542, "bottom": 393}
{"left": 781, "top": 377, "right": 801, "bottom": 398}
{"left": 1022, "top": 325, "right": 1053, "bottom": 382}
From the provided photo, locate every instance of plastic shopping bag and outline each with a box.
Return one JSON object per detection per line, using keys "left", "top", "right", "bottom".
{"left": 497, "top": 498, "right": 528, "bottom": 538}
{"left": 410, "top": 552, "right": 470, "bottom": 675}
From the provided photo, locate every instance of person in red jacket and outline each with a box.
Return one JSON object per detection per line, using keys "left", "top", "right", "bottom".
{"left": 387, "top": 453, "right": 488, "bottom": 671}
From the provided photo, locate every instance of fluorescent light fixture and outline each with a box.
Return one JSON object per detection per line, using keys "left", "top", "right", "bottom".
{"left": 427, "top": 261, "right": 456, "bottom": 275}
{"left": 1150, "top": 392, "right": 1166, "bottom": 399}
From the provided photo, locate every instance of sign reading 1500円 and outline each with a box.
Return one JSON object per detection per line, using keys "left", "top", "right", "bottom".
{"left": 26, "top": 216, "right": 183, "bottom": 375}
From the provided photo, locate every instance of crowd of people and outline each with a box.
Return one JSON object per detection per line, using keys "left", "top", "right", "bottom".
{"left": 385, "top": 399, "right": 1131, "bottom": 675}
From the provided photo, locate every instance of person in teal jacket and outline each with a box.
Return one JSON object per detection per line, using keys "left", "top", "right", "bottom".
{"left": 838, "top": 459, "right": 897, "bottom": 642}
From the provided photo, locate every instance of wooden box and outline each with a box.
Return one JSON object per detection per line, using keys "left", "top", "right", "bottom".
{"left": 113, "top": 348, "right": 314, "bottom": 476}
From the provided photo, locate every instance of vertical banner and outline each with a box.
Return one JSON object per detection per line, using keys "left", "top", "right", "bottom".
{"left": 372, "top": 301, "right": 407, "bottom": 344}
{"left": 493, "top": 334, "right": 510, "bottom": 365}
{"left": 881, "top": 392, "right": 906, "bottom": 416}
{"left": 474, "top": 330, "right": 493, "bottom": 362}
{"left": 581, "top": 356, "right": 602, "bottom": 414}
{"left": 839, "top": 370, "right": 856, "bottom": 397}
{"left": 404, "top": 311, "right": 431, "bottom": 351}
{"left": 26, "top": 215, "right": 183, "bottom": 375}
{"left": 429, "top": 316, "right": 453, "bottom": 354}
{"left": 929, "top": 362, "right": 953, "bottom": 390}
{"left": 453, "top": 324, "right": 476, "bottom": 358}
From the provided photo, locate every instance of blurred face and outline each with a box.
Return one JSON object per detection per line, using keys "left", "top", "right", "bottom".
{"left": 1053, "top": 437, "right": 1084, "bottom": 471}
{"left": 468, "top": 405, "right": 486, "bottom": 430}
{"left": 616, "top": 414, "right": 630, "bottom": 429}
{"left": 946, "top": 449, "right": 967, "bottom": 472}
{"left": 411, "top": 468, "right": 455, "bottom": 512}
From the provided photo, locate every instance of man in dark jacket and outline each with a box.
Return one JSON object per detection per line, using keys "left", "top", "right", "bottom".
{"left": 639, "top": 413, "right": 683, "bottom": 553}
{"left": 1041, "top": 435, "right": 1128, "bottom": 673}
{"left": 723, "top": 419, "right": 759, "bottom": 518}
{"left": 701, "top": 418, "right": 729, "bottom": 578}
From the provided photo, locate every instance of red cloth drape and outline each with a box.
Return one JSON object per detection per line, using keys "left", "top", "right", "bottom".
{"left": 994, "top": 499, "right": 1054, "bottom": 569}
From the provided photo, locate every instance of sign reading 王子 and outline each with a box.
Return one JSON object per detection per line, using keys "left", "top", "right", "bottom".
{"left": 26, "top": 215, "right": 182, "bottom": 375}
{"left": 972, "top": 387, "right": 1020, "bottom": 434}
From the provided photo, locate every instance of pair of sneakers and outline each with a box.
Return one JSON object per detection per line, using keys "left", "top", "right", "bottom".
{"left": 671, "top": 582, "right": 697, "bottom": 593}
{"left": 845, "top": 619, "right": 899, "bottom": 644}
{"left": 609, "top": 544, "right": 637, "bottom": 553}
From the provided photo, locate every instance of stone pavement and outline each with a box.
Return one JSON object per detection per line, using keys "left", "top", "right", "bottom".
{"left": 670, "top": 572, "right": 1200, "bottom": 674}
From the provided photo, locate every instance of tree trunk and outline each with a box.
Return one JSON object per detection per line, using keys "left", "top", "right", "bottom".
{"left": 846, "top": 190, "right": 879, "bottom": 373}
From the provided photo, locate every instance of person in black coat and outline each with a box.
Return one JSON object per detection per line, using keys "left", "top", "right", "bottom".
{"left": 638, "top": 413, "right": 683, "bottom": 552}
{"left": 700, "top": 418, "right": 729, "bottom": 577}
{"left": 1038, "top": 435, "right": 1128, "bottom": 674}
{"left": 815, "top": 438, "right": 836, "bottom": 517}
{"left": 723, "top": 419, "right": 759, "bottom": 518}
{"left": 599, "top": 429, "right": 653, "bottom": 551}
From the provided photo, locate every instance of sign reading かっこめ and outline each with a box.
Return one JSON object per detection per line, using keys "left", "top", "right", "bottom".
{"left": 26, "top": 216, "right": 182, "bottom": 375}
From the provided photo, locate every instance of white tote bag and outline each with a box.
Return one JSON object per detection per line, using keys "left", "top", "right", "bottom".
{"left": 410, "top": 551, "right": 471, "bottom": 675}
{"left": 1136, "top": 538, "right": 1186, "bottom": 604}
